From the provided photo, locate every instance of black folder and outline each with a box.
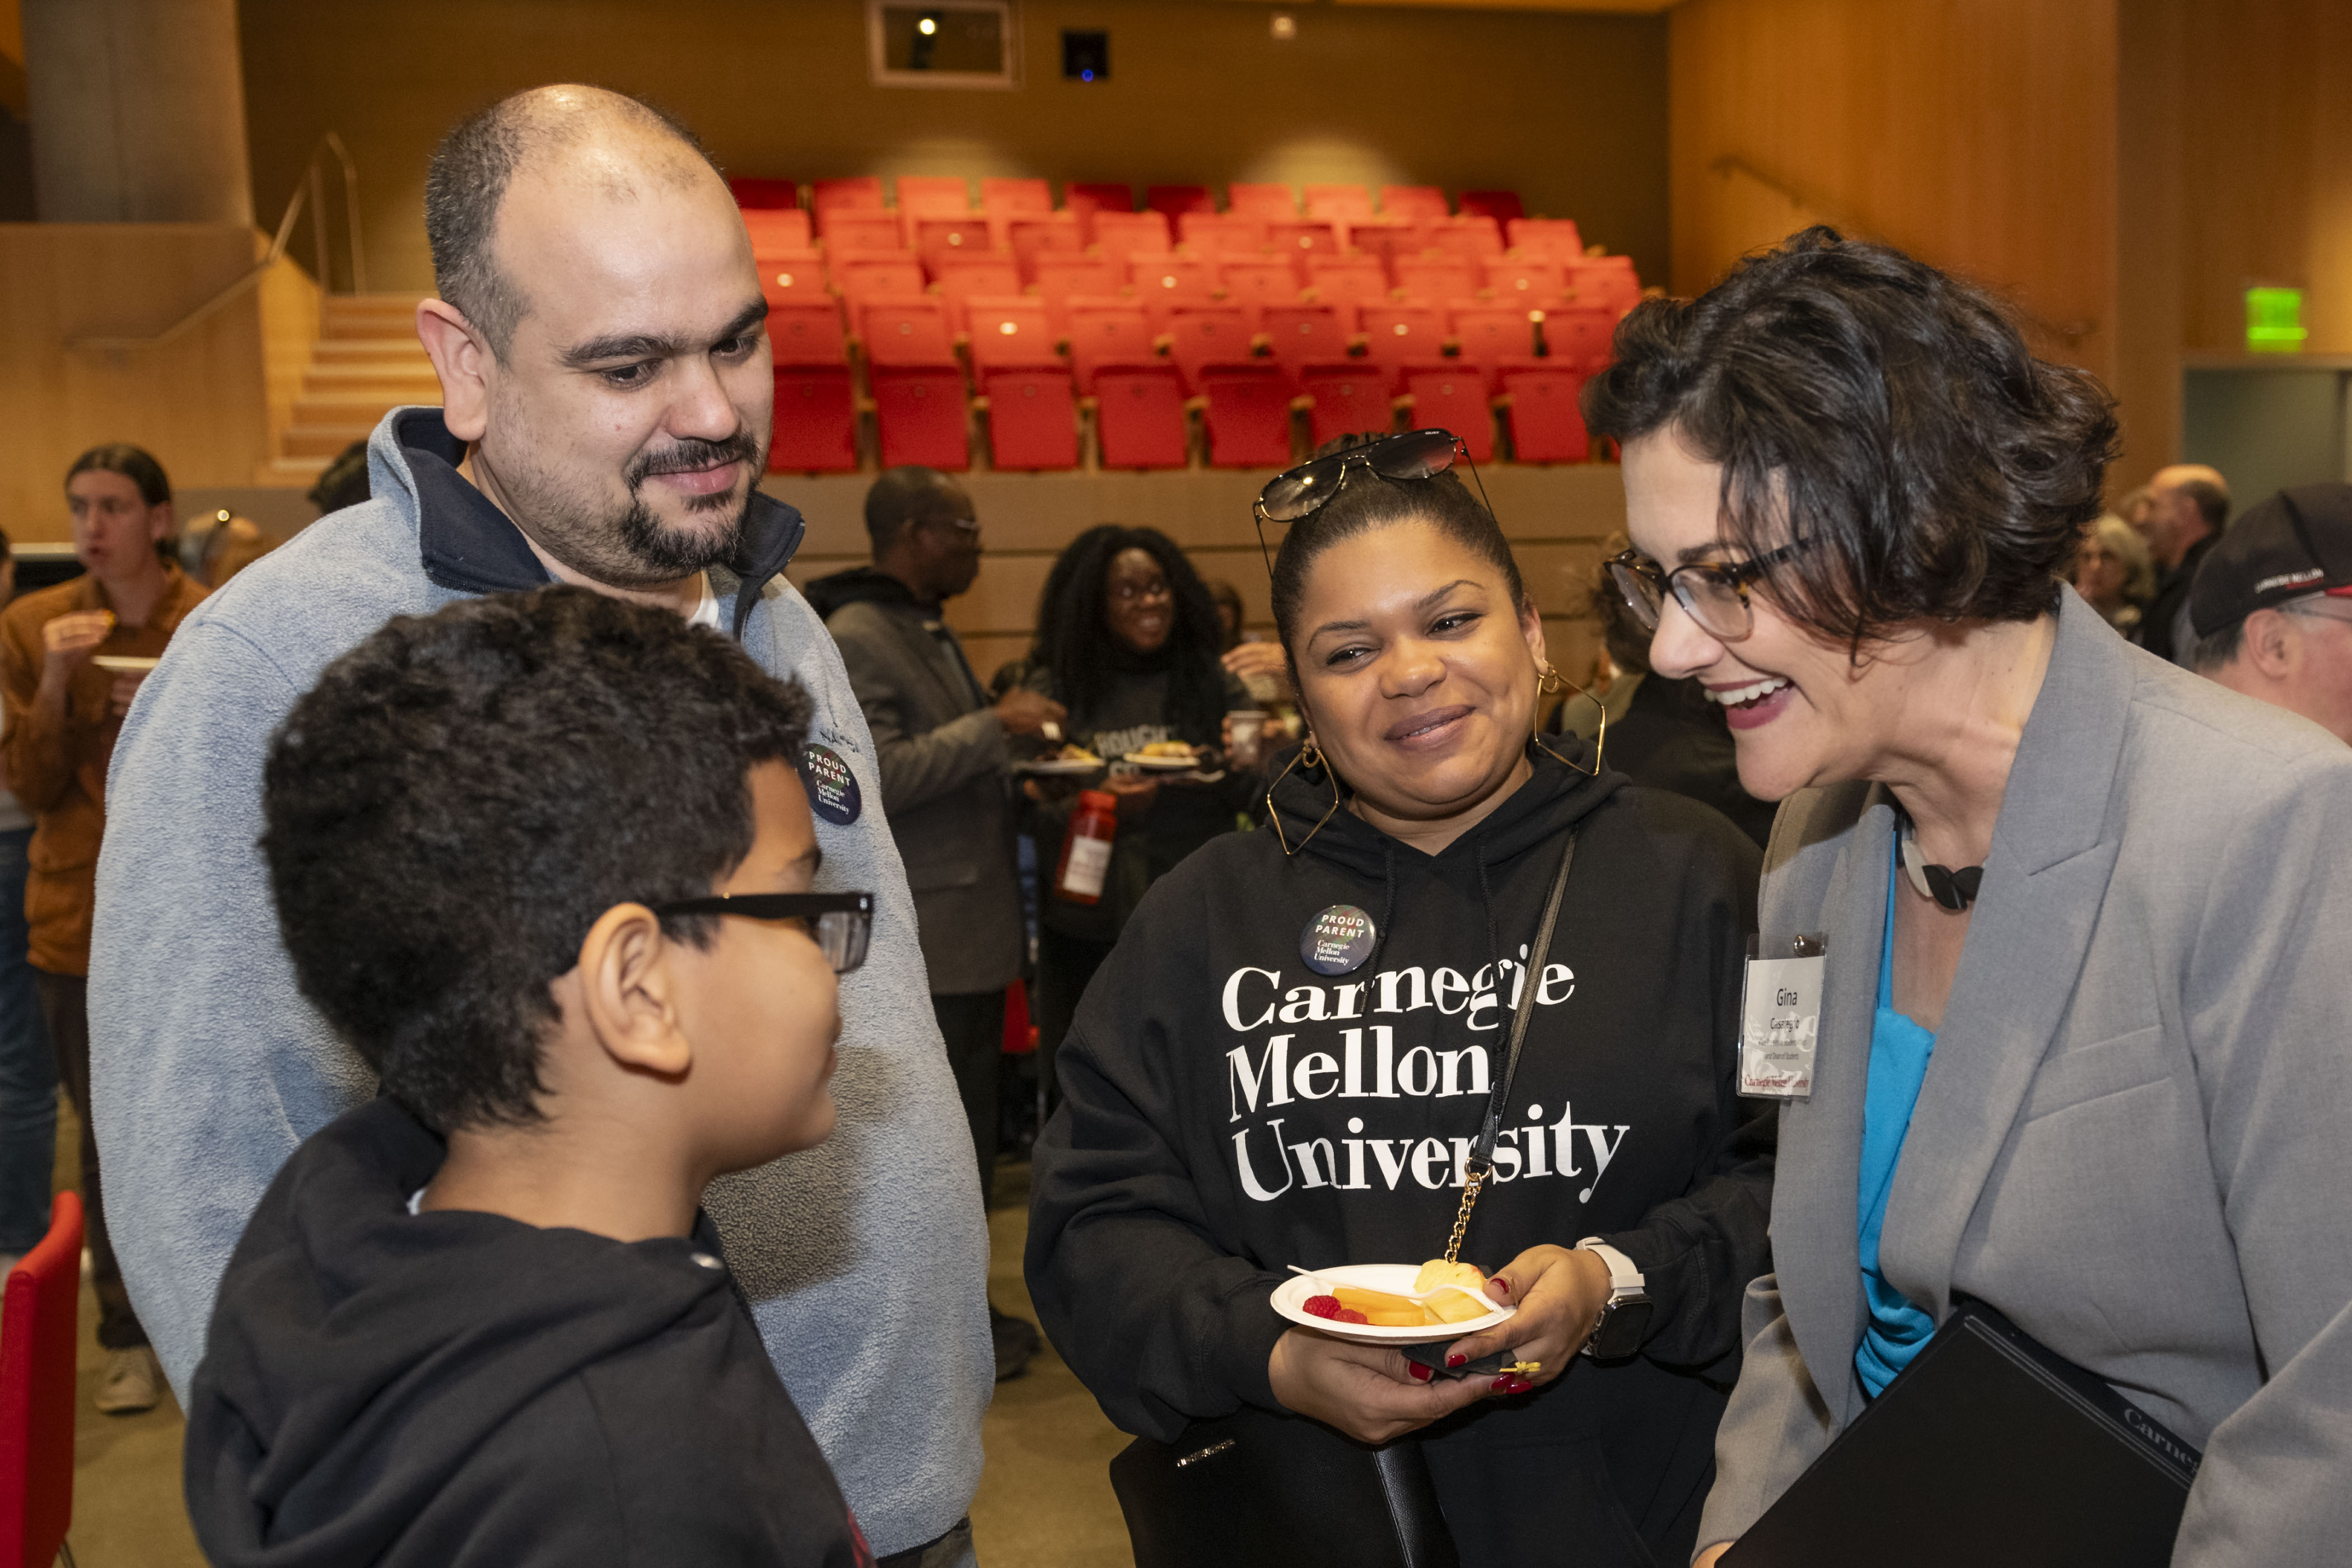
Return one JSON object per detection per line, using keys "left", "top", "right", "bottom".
{"left": 1725, "top": 1299, "right": 2200, "bottom": 1567}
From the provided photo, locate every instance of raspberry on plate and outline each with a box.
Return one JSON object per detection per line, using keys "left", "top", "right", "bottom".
{"left": 1303, "top": 1294, "right": 1341, "bottom": 1319}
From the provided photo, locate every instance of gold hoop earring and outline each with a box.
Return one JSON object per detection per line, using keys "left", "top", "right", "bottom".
{"left": 1532, "top": 670, "right": 1605, "bottom": 777}
{"left": 1267, "top": 734, "right": 1342, "bottom": 856}
{"left": 1537, "top": 660, "right": 1567, "bottom": 697}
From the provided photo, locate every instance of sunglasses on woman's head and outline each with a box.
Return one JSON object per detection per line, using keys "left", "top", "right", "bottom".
{"left": 1253, "top": 428, "right": 1465, "bottom": 525}
{"left": 646, "top": 891, "right": 874, "bottom": 973}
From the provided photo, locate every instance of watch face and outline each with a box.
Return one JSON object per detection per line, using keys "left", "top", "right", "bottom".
{"left": 1589, "top": 1299, "right": 1655, "bottom": 1361}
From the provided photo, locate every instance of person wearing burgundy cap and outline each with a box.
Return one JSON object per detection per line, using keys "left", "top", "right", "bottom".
{"left": 2190, "top": 483, "right": 2352, "bottom": 744}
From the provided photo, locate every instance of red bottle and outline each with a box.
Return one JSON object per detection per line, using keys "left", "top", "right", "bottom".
{"left": 1053, "top": 790, "right": 1118, "bottom": 905}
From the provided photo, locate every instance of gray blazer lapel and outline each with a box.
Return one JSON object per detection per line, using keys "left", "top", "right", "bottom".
{"left": 1881, "top": 591, "right": 2132, "bottom": 1313}
{"left": 1766, "top": 782, "right": 1894, "bottom": 1427}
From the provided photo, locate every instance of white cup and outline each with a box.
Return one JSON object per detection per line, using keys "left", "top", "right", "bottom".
{"left": 1226, "top": 710, "right": 1270, "bottom": 768}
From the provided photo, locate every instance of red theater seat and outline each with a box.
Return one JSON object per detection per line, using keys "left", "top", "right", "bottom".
{"left": 982, "top": 368, "right": 1080, "bottom": 470}
{"left": 1500, "top": 364, "right": 1590, "bottom": 464}
{"left": 1146, "top": 184, "right": 1217, "bottom": 218}
{"left": 897, "top": 175, "right": 972, "bottom": 216}
{"left": 1064, "top": 181, "right": 1135, "bottom": 215}
{"left": 1006, "top": 216, "right": 1085, "bottom": 282}
{"left": 1267, "top": 221, "right": 1342, "bottom": 261}
{"left": 1459, "top": 189, "right": 1525, "bottom": 223}
{"left": 1090, "top": 210, "right": 1171, "bottom": 256}
{"left": 0, "top": 1193, "right": 81, "bottom": 1568}
{"left": 1567, "top": 256, "right": 1642, "bottom": 318}
{"left": 932, "top": 261, "right": 1025, "bottom": 333}
{"left": 1427, "top": 217, "right": 1505, "bottom": 260}
{"left": 1093, "top": 365, "right": 1191, "bottom": 469}
{"left": 1402, "top": 366, "right": 1495, "bottom": 463}
{"left": 913, "top": 217, "right": 998, "bottom": 276}
{"left": 966, "top": 297, "right": 1062, "bottom": 373}
{"left": 730, "top": 176, "right": 802, "bottom": 210}
{"left": 1380, "top": 184, "right": 1450, "bottom": 219}
{"left": 1068, "top": 306, "right": 1157, "bottom": 393}
{"left": 1300, "top": 364, "right": 1399, "bottom": 449}
{"left": 757, "top": 253, "right": 829, "bottom": 308}
{"left": 1305, "top": 257, "right": 1393, "bottom": 311}
{"left": 812, "top": 175, "right": 885, "bottom": 212}
{"left": 1258, "top": 304, "right": 1347, "bottom": 387}
{"left": 771, "top": 367, "right": 858, "bottom": 472}
{"left": 1164, "top": 307, "right": 1256, "bottom": 392}
{"left": 1131, "top": 259, "right": 1219, "bottom": 330}
{"left": 1305, "top": 184, "right": 1376, "bottom": 222}
{"left": 1485, "top": 256, "right": 1565, "bottom": 302}
{"left": 1394, "top": 259, "right": 1480, "bottom": 302}
{"left": 1359, "top": 304, "right": 1445, "bottom": 385}
{"left": 742, "top": 209, "right": 813, "bottom": 254}
{"left": 1031, "top": 255, "right": 1125, "bottom": 301}
{"left": 833, "top": 254, "right": 928, "bottom": 307}
{"left": 870, "top": 366, "right": 970, "bottom": 469}
{"left": 820, "top": 210, "right": 906, "bottom": 251}
{"left": 1508, "top": 218, "right": 1586, "bottom": 260}
{"left": 1200, "top": 363, "right": 1295, "bottom": 469}
{"left": 1228, "top": 183, "right": 1298, "bottom": 217}
{"left": 858, "top": 297, "right": 956, "bottom": 367}
{"left": 1348, "top": 222, "right": 1425, "bottom": 270}
{"left": 1542, "top": 305, "right": 1618, "bottom": 374}
{"left": 1179, "top": 212, "right": 1268, "bottom": 256}
{"left": 769, "top": 302, "right": 850, "bottom": 366}
{"left": 981, "top": 177, "right": 1053, "bottom": 214}
{"left": 1451, "top": 306, "right": 1540, "bottom": 371}
{"left": 1220, "top": 260, "right": 1303, "bottom": 312}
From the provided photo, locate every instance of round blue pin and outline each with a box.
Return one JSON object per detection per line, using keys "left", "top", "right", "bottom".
{"left": 1301, "top": 904, "right": 1376, "bottom": 976}
{"left": 800, "top": 744, "right": 862, "bottom": 826}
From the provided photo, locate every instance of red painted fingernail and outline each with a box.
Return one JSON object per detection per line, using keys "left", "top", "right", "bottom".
{"left": 1491, "top": 1375, "right": 1515, "bottom": 1393}
{"left": 1446, "top": 1353, "right": 1467, "bottom": 1369}
{"left": 1408, "top": 1361, "right": 1432, "bottom": 1383}
{"left": 1494, "top": 1279, "right": 1511, "bottom": 1295}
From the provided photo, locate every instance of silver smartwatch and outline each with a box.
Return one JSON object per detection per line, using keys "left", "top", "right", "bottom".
{"left": 1575, "top": 1238, "right": 1653, "bottom": 1360}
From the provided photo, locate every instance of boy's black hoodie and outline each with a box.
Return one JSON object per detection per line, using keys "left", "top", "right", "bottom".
{"left": 1027, "top": 741, "right": 1772, "bottom": 1566}
{"left": 184, "top": 1098, "right": 873, "bottom": 1568}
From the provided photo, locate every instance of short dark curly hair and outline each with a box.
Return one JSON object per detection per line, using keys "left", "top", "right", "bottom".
{"left": 261, "top": 586, "right": 813, "bottom": 1133}
{"left": 1584, "top": 227, "right": 2118, "bottom": 646}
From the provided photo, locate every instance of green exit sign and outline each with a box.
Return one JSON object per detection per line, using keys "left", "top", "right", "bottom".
{"left": 2246, "top": 287, "right": 2308, "bottom": 353}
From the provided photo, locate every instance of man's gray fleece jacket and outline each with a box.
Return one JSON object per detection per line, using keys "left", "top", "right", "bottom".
{"left": 87, "top": 408, "right": 991, "bottom": 1556}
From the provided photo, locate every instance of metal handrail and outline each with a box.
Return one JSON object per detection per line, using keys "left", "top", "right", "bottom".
{"left": 68, "top": 133, "right": 367, "bottom": 352}
{"left": 1706, "top": 153, "right": 2096, "bottom": 347}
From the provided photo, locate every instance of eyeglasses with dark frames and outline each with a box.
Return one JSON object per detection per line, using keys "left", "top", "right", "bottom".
{"left": 646, "top": 891, "right": 874, "bottom": 974}
{"left": 1604, "top": 539, "right": 1812, "bottom": 643}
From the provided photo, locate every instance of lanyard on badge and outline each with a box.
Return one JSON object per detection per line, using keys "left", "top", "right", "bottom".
{"left": 1443, "top": 832, "right": 1579, "bottom": 1265}
{"left": 1739, "top": 932, "right": 1826, "bottom": 1099}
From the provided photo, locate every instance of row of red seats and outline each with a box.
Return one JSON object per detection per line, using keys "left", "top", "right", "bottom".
{"left": 732, "top": 175, "right": 1527, "bottom": 224}
{"left": 772, "top": 359, "right": 1599, "bottom": 475}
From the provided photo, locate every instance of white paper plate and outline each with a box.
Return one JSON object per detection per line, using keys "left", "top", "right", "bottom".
{"left": 1016, "top": 757, "right": 1105, "bottom": 776}
{"left": 92, "top": 655, "right": 160, "bottom": 674}
{"left": 1122, "top": 751, "right": 1201, "bottom": 771}
{"left": 1270, "top": 1263, "right": 1515, "bottom": 1345}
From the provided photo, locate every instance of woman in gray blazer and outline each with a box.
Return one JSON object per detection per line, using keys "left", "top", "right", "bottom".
{"left": 1586, "top": 227, "right": 2352, "bottom": 1566}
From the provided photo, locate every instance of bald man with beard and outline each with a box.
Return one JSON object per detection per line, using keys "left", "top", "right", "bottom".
{"left": 87, "top": 87, "right": 988, "bottom": 1567}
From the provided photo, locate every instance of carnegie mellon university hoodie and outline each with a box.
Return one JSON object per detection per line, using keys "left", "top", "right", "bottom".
{"left": 184, "top": 1098, "right": 873, "bottom": 1568}
{"left": 1027, "top": 741, "right": 1772, "bottom": 1566}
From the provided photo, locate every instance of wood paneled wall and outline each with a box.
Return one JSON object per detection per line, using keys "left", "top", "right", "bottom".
{"left": 1669, "top": 0, "right": 2118, "bottom": 381}
{"left": 764, "top": 465, "right": 1628, "bottom": 693}
{"left": 0, "top": 223, "right": 284, "bottom": 542}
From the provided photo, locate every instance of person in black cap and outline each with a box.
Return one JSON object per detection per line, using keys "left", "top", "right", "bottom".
{"left": 2190, "top": 483, "right": 2352, "bottom": 744}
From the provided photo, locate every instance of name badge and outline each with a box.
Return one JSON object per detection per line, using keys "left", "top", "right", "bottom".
{"left": 800, "top": 743, "right": 862, "bottom": 826}
{"left": 1739, "top": 934, "right": 1825, "bottom": 1099}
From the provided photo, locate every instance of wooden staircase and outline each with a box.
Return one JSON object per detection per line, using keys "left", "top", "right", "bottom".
{"left": 262, "top": 295, "right": 439, "bottom": 484}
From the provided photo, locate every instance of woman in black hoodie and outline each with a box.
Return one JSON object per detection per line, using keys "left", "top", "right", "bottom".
{"left": 1026, "top": 433, "right": 1772, "bottom": 1566}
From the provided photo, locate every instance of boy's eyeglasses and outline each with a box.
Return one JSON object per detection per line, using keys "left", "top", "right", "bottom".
{"left": 1604, "top": 540, "right": 1812, "bottom": 643}
{"left": 647, "top": 891, "right": 874, "bottom": 973}
{"left": 1253, "top": 428, "right": 1464, "bottom": 525}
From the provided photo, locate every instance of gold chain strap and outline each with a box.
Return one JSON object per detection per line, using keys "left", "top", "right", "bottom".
{"left": 1442, "top": 1166, "right": 1487, "bottom": 1264}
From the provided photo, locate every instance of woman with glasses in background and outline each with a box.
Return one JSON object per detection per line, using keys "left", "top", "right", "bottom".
{"left": 1026, "top": 433, "right": 1772, "bottom": 1566}
{"left": 1589, "top": 228, "right": 2352, "bottom": 1565}
{"left": 993, "top": 525, "right": 1256, "bottom": 1110}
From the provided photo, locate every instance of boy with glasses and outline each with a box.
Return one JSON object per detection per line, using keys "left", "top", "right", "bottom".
{"left": 184, "top": 587, "right": 874, "bottom": 1567}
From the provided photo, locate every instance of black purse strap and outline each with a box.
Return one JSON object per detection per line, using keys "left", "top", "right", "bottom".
{"left": 1441, "top": 831, "right": 1577, "bottom": 1264}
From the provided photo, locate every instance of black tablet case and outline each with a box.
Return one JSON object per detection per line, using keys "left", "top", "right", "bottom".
{"left": 1724, "top": 1299, "right": 2200, "bottom": 1568}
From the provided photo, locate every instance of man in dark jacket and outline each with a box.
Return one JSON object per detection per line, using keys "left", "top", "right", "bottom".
{"left": 2137, "top": 463, "right": 2230, "bottom": 665}
{"left": 809, "top": 468, "right": 1062, "bottom": 1378}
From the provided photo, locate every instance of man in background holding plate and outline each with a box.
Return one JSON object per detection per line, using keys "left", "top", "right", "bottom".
{"left": 0, "top": 442, "right": 207, "bottom": 1415}
{"left": 806, "top": 465, "right": 1062, "bottom": 1379}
